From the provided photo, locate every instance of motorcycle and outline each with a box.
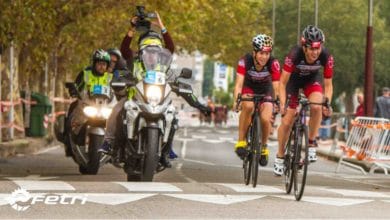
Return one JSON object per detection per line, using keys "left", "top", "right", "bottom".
{"left": 106, "top": 46, "right": 193, "bottom": 181}
{"left": 55, "top": 81, "right": 115, "bottom": 175}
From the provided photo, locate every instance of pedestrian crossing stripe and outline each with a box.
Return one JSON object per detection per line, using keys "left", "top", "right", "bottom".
{"left": 218, "top": 184, "right": 284, "bottom": 193}
{"left": 115, "top": 182, "right": 182, "bottom": 192}
{"left": 164, "top": 194, "right": 265, "bottom": 205}
{"left": 322, "top": 188, "right": 390, "bottom": 198}
{"left": 66, "top": 193, "right": 156, "bottom": 205}
{"left": 272, "top": 195, "right": 373, "bottom": 206}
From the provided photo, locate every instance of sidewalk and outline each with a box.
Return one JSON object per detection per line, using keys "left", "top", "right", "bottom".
{"left": 0, "top": 136, "right": 55, "bottom": 158}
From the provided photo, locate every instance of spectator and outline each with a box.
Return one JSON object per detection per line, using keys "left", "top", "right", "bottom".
{"left": 355, "top": 93, "right": 364, "bottom": 117}
{"left": 374, "top": 87, "right": 390, "bottom": 119}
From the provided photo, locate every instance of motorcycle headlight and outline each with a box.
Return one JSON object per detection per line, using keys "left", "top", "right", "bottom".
{"left": 101, "top": 107, "right": 112, "bottom": 119}
{"left": 83, "top": 106, "right": 98, "bottom": 117}
{"left": 146, "top": 85, "right": 162, "bottom": 107}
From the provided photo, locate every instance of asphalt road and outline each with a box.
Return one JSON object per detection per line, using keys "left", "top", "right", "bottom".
{"left": 0, "top": 125, "right": 390, "bottom": 219}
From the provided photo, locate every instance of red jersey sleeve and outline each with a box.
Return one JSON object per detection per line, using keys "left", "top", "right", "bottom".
{"left": 282, "top": 55, "right": 295, "bottom": 74}
{"left": 271, "top": 59, "right": 281, "bottom": 81}
{"left": 237, "top": 58, "right": 246, "bottom": 76}
{"left": 323, "top": 55, "right": 334, "bottom": 78}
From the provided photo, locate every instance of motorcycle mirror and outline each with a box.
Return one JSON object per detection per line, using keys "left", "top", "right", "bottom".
{"left": 65, "top": 82, "right": 76, "bottom": 90}
{"left": 179, "top": 68, "right": 192, "bottom": 79}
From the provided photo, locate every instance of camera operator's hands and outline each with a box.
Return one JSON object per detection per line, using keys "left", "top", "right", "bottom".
{"left": 151, "top": 11, "right": 165, "bottom": 30}
{"left": 127, "top": 16, "right": 138, "bottom": 37}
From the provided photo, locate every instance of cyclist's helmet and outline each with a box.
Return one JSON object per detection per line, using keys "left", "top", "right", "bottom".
{"left": 301, "top": 25, "right": 325, "bottom": 48}
{"left": 138, "top": 30, "right": 163, "bottom": 50}
{"left": 92, "top": 49, "right": 110, "bottom": 65}
{"left": 252, "top": 34, "right": 273, "bottom": 52}
{"left": 107, "top": 48, "right": 122, "bottom": 59}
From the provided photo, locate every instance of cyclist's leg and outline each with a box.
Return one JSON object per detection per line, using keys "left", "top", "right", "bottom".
{"left": 235, "top": 94, "right": 254, "bottom": 159}
{"left": 259, "top": 101, "right": 273, "bottom": 166}
{"left": 304, "top": 83, "right": 323, "bottom": 162}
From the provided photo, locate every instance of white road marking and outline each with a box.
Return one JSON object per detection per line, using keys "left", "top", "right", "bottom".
{"left": 183, "top": 159, "right": 215, "bottom": 166}
{"left": 322, "top": 188, "right": 390, "bottom": 198}
{"left": 219, "top": 183, "right": 284, "bottom": 193}
{"left": 12, "top": 180, "right": 75, "bottom": 191}
{"left": 383, "top": 200, "right": 390, "bottom": 203}
{"left": 219, "top": 137, "right": 234, "bottom": 141}
{"left": 115, "top": 182, "right": 182, "bottom": 192}
{"left": 75, "top": 193, "right": 156, "bottom": 205}
{"left": 164, "top": 194, "right": 265, "bottom": 205}
{"left": 0, "top": 194, "right": 10, "bottom": 205}
{"left": 202, "top": 139, "right": 224, "bottom": 144}
{"left": 273, "top": 195, "right": 373, "bottom": 206}
{"left": 7, "top": 175, "right": 75, "bottom": 191}
{"left": 192, "top": 135, "right": 207, "bottom": 139}
{"left": 181, "top": 139, "right": 187, "bottom": 159}
{"left": 33, "top": 145, "right": 61, "bottom": 155}
{"left": 175, "top": 163, "right": 197, "bottom": 183}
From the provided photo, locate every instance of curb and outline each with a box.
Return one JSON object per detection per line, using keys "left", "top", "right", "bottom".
{"left": 0, "top": 135, "right": 55, "bottom": 158}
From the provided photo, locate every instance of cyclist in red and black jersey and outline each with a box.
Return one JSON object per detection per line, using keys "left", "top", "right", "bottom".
{"left": 233, "top": 34, "right": 280, "bottom": 166}
{"left": 274, "top": 25, "right": 334, "bottom": 176}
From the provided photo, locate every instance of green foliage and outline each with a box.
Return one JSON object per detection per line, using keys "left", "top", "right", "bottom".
{"left": 0, "top": 0, "right": 389, "bottom": 100}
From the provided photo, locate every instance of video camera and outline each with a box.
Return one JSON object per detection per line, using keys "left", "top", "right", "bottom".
{"left": 134, "top": 6, "right": 157, "bottom": 32}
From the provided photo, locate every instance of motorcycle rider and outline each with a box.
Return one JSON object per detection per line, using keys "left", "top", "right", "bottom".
{"left": 107, "top": 48, "right": 123, "bottom": 73}
{"left": 63, "top": 49, "right": 112, "bottom": 156}
{"left": 98, "top": 13, "right": 211, "bottom": 168}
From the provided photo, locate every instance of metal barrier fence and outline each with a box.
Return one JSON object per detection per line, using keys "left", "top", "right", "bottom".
{"left": 336, "top": 116, "right": 390, "bottom": 175}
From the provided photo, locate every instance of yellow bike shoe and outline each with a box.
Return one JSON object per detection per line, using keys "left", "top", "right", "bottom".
{"left": 259, "top": 144, "right": 269, "bottom": 166}
{"left": 234, "top": 141, "right": 247, "bottom": 160}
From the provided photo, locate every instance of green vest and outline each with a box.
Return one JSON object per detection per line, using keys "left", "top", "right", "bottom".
{"left": 83, "top": 70, "right": 112, "bottom": 94}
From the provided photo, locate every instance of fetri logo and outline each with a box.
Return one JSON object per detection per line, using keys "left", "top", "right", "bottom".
{"left": 5, "top": 188, "right": 87, "bottom": 211}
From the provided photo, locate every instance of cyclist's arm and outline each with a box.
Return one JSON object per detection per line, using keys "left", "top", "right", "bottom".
{"left": 324, "top": 78, "right": 333, "bottom": 104}
{"left": 272, "top": 81, "right": 279, "bottom": 99}
{"left": 279, "top": 69, "right": 291, "bottom": 109}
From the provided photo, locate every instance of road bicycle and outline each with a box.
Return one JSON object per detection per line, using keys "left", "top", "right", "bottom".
{"left": 283, "top": 94, "right": 330, "bottom": 200}
{"left": 236, "top": 93, "right": 279, "bottom": 187}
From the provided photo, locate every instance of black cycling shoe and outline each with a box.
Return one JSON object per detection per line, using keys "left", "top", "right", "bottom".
{"left": 259, "top": 147, "right": 269, "bottom": 166}
{"left": 235, "top": 147, "right": 247, "bottom": 160}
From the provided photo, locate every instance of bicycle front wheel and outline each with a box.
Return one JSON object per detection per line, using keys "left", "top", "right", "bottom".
{"left": 244, "top": 126, "right": 253, "bottom": 185}
{"left": 293, "top": 125, "right": 309, "bottom": 201}
{"left": 284, "top": 126, "right": 295, "bottom": 194}
{"left": 251, "top": 115, "right": 261, "bottom": 187}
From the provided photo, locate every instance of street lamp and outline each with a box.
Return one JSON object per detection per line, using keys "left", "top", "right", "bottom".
{"left": 364, "top": 0, "right": 374, "bottom": 116}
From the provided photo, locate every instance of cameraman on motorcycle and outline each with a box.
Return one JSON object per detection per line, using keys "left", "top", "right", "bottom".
{"left": 62, "top": 49, "right": 112, "bottom": 156}
{"left": 98, "top": 11, "right": 211, "bottom": 168}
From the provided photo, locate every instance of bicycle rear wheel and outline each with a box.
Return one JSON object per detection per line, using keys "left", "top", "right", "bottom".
{"left": 293, "top": 125, "right": 309, "bottom": 201}
{"left": 251, "top": 115, "right": 261, "bottom": 187}
{"left": 284, "top": 126, "right": 295, "bottom": 194}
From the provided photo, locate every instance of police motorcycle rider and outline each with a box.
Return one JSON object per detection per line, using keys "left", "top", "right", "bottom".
{"left": 98, "top": 12, "right": 211, "bottom": 169}
{"left": 60, "top": 49, "right": 111, "bottom": 157}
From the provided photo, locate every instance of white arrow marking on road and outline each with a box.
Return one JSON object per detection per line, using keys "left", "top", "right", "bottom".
{"left": 7, "top": 175, "right": 75, "bottom": 191}
{"left": 273, "top": 195, "right": 373, "bottom": 206}
{"left": 65, "top": 193, "right": 156, "bottom": 205}
{"left": 115, "top": 182, "right": 182, "bottom": 192}
{"left": 219, "top": 184, "right": 284, "bottom": 193}
{"left": 164, "top": 194, "right": 265, "bottom": 205}
{"left": 322, "top": 189, "right": 390, "bottom": 198}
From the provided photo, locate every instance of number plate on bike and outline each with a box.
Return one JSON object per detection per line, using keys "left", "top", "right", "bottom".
{"left": 92, "top": 85, "right": 110, "bottom": 96}
{"left": 144, "top": 70, "right": 165, "bottom": 85}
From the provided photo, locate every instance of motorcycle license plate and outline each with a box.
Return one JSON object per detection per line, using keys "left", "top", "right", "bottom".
{"left": 92, "top": 85, "right": 110, "bottom": 96}
{"left": 145, "top": 71, "right": 165, "bottom": 84}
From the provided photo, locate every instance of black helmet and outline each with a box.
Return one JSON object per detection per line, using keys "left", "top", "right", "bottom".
{"left": 301, "top": 25, "right": 325, "bottom": 48}
{"left": 107, "top": 48, "right": 122, "bottom": 59}
{"left": 92, "top": 49, "right": 110, "bottom": 65}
